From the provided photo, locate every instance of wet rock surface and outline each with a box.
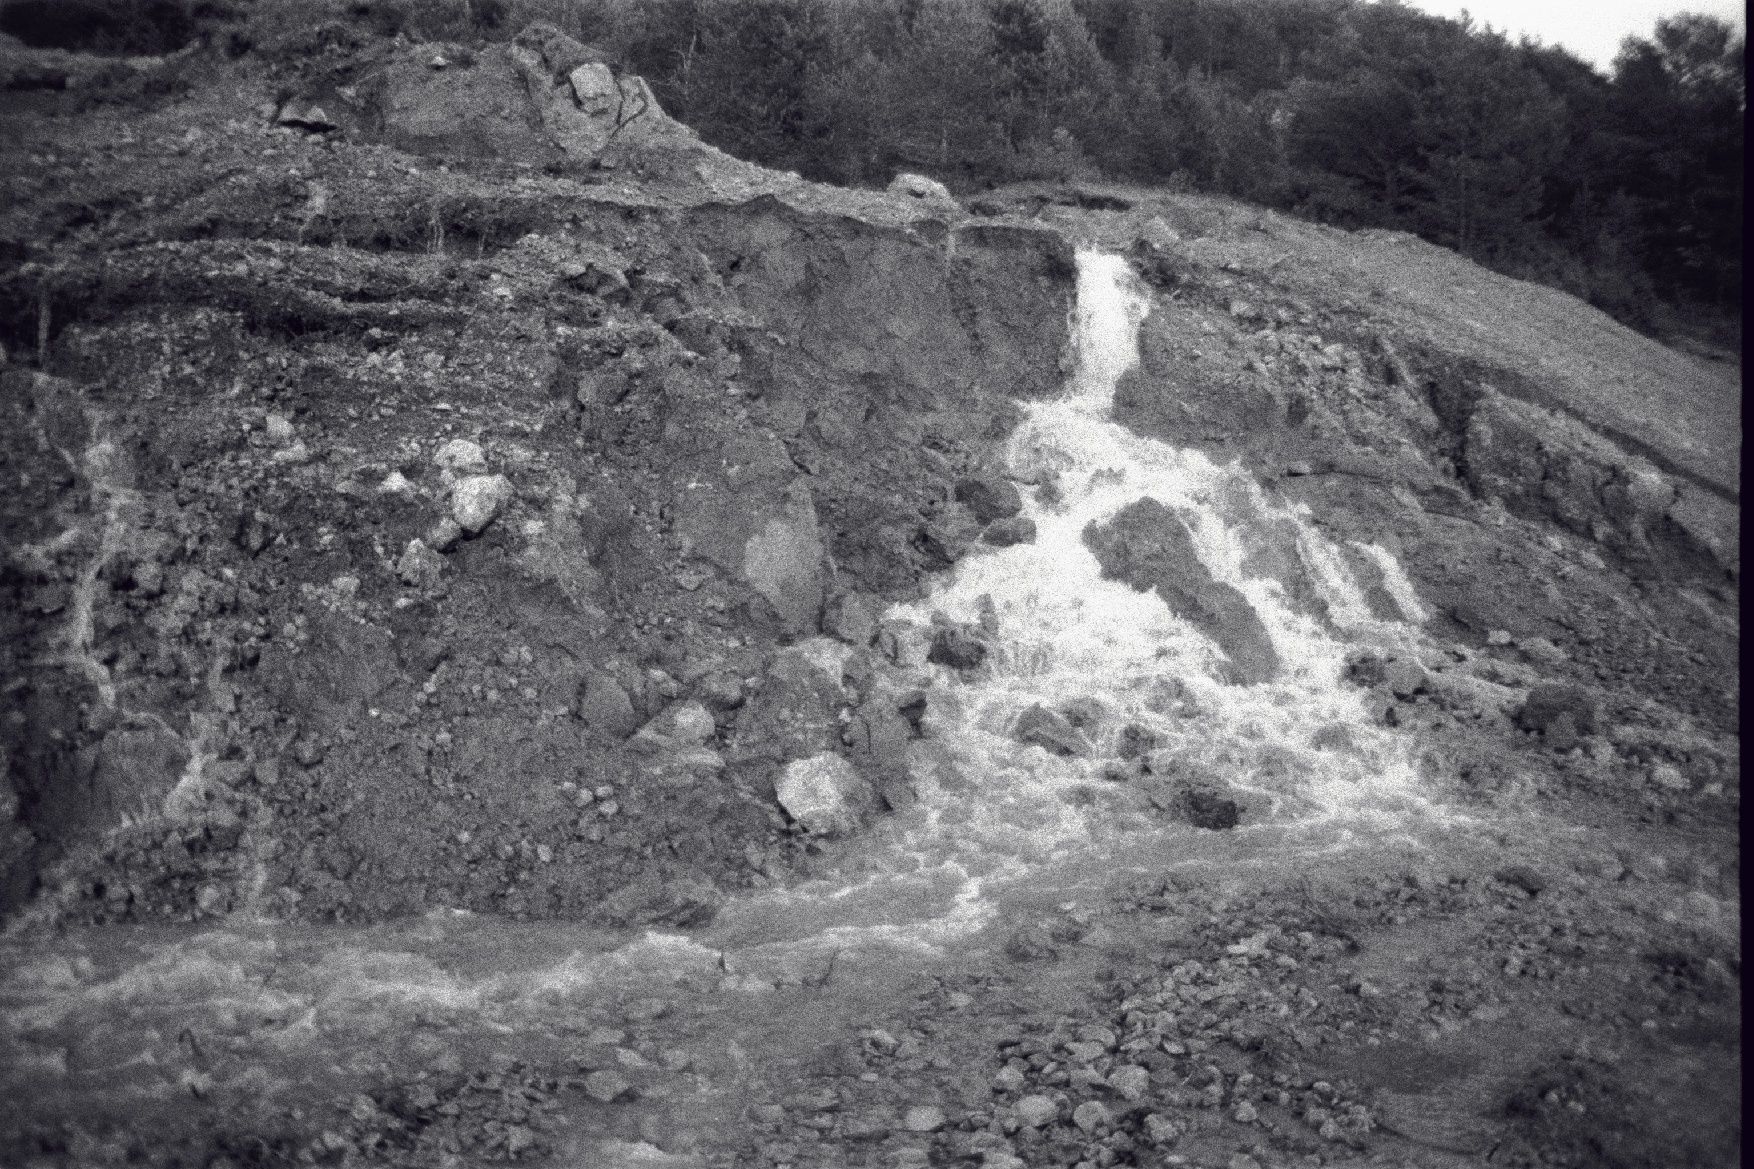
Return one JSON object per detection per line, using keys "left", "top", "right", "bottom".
{"left": 0, "top": 21, "right": 1739, "bottom": 1169}
{"left": 1083, "top": 499, "right": 1281, "bottom": 685}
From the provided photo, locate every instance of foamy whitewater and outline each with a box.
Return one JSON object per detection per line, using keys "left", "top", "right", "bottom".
{"left": 704, "top": 251, "right": 1451, "bottom": 956}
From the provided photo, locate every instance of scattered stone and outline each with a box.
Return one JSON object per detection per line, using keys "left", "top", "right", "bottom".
{"left": 578, "top": 670, "right": 640, "bottom": 740}
{"left": 271, "top": 439, "right": 312, "bottom": 464}
{"left": 955, "top": 474, "right": 1024, "bottom": 524}
{"left": 1494, "top": 865, "right": 1547, "bottom": 896}
{"left": 434, "top": 437, "right": 487, "bottom": 474}
{"left": 1515, "top": 683, "right": 1599, "bottom": 748}
{"left": 774, "top": 753, "right": 874, "bottom": 836}
{"left": 1072, "top": 1100, "right": 1111, "bottom": 1133}
{"left": 1108, "top": 1065, "right": 1149, "bottom": 1101}
{"left": 901, "top": 1105, "right": 945, "bottom": 1132}
{"left": 824, "top": 591, "right": 881, "bottom": 646}
{"left": 1014, "top": 704, "right": 1091, "bottom": 757}
{"left": 264, "top": 412, "right": 295, "bottom": 442}
{"left": 395, "top": 538, "right": 444, "bottom": 588}
{"left": 451, "top": 474, "right": 512, "bottom": 534}
{"left": 1013, "top": 1095, "right": 1059, "bottom": 1129}
{"left": 1143, "top": 1113, "right": 1179, "bottom": 1146}
{"left": 583, "top": 1069, "right": 632, "bottom": 1103}
{"left": 916, "top": 504, "right": 982, "bottom": 568}
{"left": 993, "top": 1066, "right": 1027, "bottom": 1093}
{"left": 982, "top": 516, "right": 1037, "bottom": 546}
{"left": 928, "top": 626, "right": 988, "bottom": 670}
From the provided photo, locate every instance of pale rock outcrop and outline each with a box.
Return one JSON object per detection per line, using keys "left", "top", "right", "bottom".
{"left": 740, "top": 481, "right": 826, "bottom": 637}
{"left": 451, "top": 474, "right": 512, "bottom": 534}
{"left": 888, "top": 172, "right": 957, "bottom": 208}
{"left": 434, "top": 438, "right": 487, "bottom": 475}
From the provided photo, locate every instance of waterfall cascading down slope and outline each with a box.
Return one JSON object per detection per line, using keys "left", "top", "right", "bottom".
{"left": 0, "top": 255, "right": 1468, "bottom": 1145}
{"left": 0, "top": 253, "right": 1454, "bottom": 1040}
{"left": 704, "top": 251, "right": 1450, "bottom": 957}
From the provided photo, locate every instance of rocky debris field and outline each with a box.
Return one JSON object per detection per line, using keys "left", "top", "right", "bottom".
{"left": 0, "top": 15, "right": 1740, "bottom": 1169}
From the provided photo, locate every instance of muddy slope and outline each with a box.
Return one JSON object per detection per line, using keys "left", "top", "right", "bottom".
{"left": 0, "top": 30, "right": 1074, "bottom": 925}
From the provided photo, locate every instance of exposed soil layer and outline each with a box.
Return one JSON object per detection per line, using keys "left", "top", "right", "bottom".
{"left": 0, "top": 25, "right": 1740, "bottom": 1169}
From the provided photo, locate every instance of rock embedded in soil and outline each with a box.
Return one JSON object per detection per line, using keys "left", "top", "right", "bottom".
{"left": 577, "top": 670, "right": 640, "bottom": 740}
{"left": 451, "top": 474, "right": 512, "bottom": 534}
{"left": 427, "top": 516, "right": 463, "bottom": 552}
{"left": 774, "top": 752, "right": 874, "bottom": 836}
{"left": 395, "top": 538, "right": 444, "bottom": 588}
{"left": 822, "top": 591, "right": 881, "bottom": 647}
{"left": 629, "top": 700, "right": 716, "bottom": 752}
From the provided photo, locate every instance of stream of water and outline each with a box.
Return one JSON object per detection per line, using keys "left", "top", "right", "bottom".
{"left": 0, "top": 254, "right": 1463, "bottom": 1149}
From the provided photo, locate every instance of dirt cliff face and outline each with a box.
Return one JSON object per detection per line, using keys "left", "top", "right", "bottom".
{"left": 0, "top": 23, "right": 1740, "bottom": 1169}
{"left": 0, "top": 31, "right": 1075, "bottom": 925}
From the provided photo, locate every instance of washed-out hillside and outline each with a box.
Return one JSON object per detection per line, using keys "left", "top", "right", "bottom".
{"left": 0, "top": 15, "right": 1739, "bottom": 1169}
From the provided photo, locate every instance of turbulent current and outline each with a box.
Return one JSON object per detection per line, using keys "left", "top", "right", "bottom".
{"left": 706, "top": 251, "right": 1449, "bottom": 957}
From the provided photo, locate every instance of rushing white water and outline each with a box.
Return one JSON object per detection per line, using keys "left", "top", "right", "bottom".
{"left": 710, "top": 251, "right": 1452, "bottom": 953}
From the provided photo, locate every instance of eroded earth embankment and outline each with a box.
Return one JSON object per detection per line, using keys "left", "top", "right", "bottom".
{"left": 0, "top": 20, "right": 1740, "bottom": 1169}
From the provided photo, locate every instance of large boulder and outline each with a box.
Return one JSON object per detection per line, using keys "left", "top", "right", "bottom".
{"left": 268, "top": 24, "right": 708, "bottom": 168}
{"left": 1083, "top": 499, "right": 1280, "bottom": 684}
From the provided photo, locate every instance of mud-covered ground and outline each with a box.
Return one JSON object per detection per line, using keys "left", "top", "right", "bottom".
{"left": 0, "top": 15, "right": 1739, "bottom": 1169}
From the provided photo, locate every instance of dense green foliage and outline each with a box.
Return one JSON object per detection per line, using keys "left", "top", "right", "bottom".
{"left": 5, "top": 0, "right": 1739, "bottom": 340}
